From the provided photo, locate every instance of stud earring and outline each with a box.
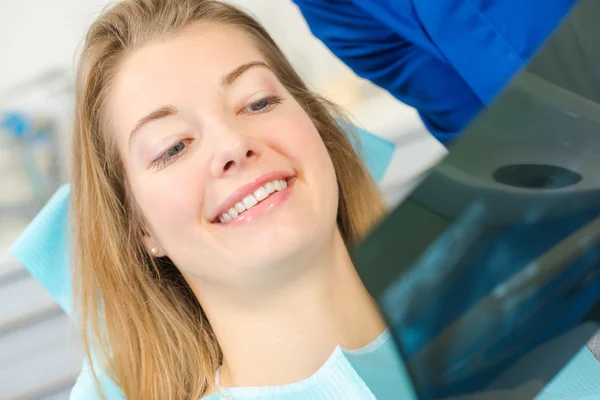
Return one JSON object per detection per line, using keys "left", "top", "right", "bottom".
{"left": 150, "top": 247, "right": 159, "bottom": 256}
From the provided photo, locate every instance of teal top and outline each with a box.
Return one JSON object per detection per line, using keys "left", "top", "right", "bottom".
{"left": 202, "top": 329, "right": 600, "bottom": 400}
{"left": 68, "top": 327, "right": 600, "bottom": 400}
{"left": 204, "top": 330, "right": 416, "bottom": 400}
{"left": 67, "top": 329, "right": 419, "bottom": 400}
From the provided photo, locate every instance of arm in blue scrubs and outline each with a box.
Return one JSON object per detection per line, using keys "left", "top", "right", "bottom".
{"left": 292, "top": 0, "right": 577, "bottom": 144}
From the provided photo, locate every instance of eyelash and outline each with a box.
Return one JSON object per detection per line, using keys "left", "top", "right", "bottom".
{"left": 150, "top": 96, "right": 284, "bottom": 171}
{"left": 238, "top": 95, "right": 284, "bottom": 115}
{"left": 151, "top": 138, "right": 192, "bottom": 171}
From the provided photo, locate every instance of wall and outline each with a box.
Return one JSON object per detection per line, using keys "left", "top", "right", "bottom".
{"left": 0, "top": 0, "right": 431, "bottom": 133}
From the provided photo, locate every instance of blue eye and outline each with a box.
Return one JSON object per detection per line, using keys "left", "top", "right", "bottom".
{"left": 152, "top": 139, "right": 191, "bottom": 170}
{"left": 240, "top": 96, "right": 283, "bottom": 114}
{"left": 167, "top": 141, "right": 186, "bottom": 157}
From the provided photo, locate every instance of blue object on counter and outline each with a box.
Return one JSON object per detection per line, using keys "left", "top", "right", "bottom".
{"left": 1, "top": 111, "right": 31, "bottom": 137}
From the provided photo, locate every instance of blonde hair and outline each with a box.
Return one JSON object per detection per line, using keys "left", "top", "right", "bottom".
{"left": 71, "top": 0, "right": 385, "bottom": 398}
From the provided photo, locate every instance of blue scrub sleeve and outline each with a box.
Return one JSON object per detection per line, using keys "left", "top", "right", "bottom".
{"left": 292, "top": 0, "right": 483, "bottom": 143}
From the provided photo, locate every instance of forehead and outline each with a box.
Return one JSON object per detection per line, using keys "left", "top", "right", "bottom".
{"left": 119, "top": 21, "right": 267, "bottom": 87}
{"left": 107, "top": 22, "right": 269, "bottom": 133}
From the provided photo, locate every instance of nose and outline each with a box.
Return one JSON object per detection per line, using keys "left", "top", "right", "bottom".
{"left": 209, "top": 126, "right": 259, "bottom": 178}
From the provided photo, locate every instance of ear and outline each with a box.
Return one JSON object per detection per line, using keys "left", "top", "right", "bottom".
{"left": 143, "top": 234, "right": 163, "bottom": 257}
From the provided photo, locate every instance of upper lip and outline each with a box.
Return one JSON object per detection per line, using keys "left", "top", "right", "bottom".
{"left": 210, "top": 171, "right": 294, "bottom": 222}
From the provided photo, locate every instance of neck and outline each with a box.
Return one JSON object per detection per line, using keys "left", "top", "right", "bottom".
{"left": 195, "top": 231, "right": 386, "bottom": 388}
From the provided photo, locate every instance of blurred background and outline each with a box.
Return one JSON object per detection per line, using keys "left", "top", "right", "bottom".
{"left": 0, "top": 1, "right": 443, "bottom": 398}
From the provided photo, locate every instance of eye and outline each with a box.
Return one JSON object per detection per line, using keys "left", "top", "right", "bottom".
{"left": 239, "top": 96, "right": 283, "bottom": 115}
{"left": 151, "top": 139, "right": 191, "bottom": 170}
{"left": 167, "top": 141, "right": 185, "bottom": 157}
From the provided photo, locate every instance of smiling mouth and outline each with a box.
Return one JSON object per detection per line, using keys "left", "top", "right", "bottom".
{"left": 213, "top": 177, "right": 293, "bottom": 224}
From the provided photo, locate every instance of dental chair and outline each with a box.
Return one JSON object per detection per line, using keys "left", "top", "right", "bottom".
{"left": 10, "top": 121, "right": 600, "bottom": 399}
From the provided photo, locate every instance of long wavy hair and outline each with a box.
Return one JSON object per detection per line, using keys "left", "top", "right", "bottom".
{"left": 71, "top": 0, "right": 386, "bottom": 398}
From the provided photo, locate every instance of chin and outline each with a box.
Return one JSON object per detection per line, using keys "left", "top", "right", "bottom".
{"left": 245, "top": 232, "right": 309, "bottom": 265}
{"left": 235, "top": 223, "right": 330, "bottom": 273}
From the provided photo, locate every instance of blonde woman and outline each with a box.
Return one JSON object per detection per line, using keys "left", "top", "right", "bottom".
{"left": 69, "top": 0, "right": 410, "bottom": 398}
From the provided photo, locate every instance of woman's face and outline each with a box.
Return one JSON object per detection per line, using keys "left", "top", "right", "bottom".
{"left": 107, "top": 22, "right": 339, "bottom": 289}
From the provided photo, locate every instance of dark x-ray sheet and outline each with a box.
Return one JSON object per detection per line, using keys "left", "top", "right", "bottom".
{"left": 352, "top": 1, "right": 600, "bottom": 399}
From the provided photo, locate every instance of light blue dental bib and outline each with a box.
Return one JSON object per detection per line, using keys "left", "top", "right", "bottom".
{"left": 204, "top": 330, "right": 415, "bottom": 400}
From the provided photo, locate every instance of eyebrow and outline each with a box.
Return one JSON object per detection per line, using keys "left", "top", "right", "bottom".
{"left": 129, "top": 105, "right": 178, "bottom": 147}
{"left": 220, "top": 61, "right": 271, "bottom": 87}
{"left": 129, "top": 61, "right": 271, "bottom": 146}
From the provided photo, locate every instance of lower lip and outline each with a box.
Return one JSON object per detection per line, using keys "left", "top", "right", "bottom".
{"left": 218, "top": 178, "right": 296, "bottom": 227}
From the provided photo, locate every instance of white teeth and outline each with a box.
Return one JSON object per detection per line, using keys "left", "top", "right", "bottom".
{"left": 242, "top": 194, "right": 258, "bottom": 209}
{"left": 219, "top": 213, "right": 232, "bottom": 223}
{"left": 265, "top": 182, "right": 275, "bottom": 193}
{"left": 218, "top": 178, "right": 291, "bottom": 223}
{"left": 274, "top": 179, "right": 287, "bottom": 191}
{"left": 254, "top": 186, "right": 268, "bottom": 201}
{"left": 234, "top": 202, "right": 245, "bottom": 213}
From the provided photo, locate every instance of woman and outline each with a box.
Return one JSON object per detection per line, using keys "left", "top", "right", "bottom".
{"left": 71, "top": 0, "right": 404, "bottom": 398}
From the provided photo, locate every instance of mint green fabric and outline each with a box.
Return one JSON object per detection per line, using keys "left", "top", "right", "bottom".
{"left": 536, "top": 346, "right": 600, "bottom": 400}
{"left": 11, "top": 183, "right": 73, "bottom": 315}
{"left": 68, "top": 330, "right": 417, "bottom": 400}
{"left": 203, "top": 330, "right": 416, "bottom": 400}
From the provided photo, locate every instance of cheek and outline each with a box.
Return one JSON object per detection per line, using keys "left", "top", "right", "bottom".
{"left": 270, "top": 106, "right": 334, "bottom": 172}
{"left": 297, "top": 120, "right": 337, "bottom": 186}
{"left": 272, "top": 107, "right": 339, "bottom": 207}
{"left": 133, "top": 170, "right": 204, "bottom": 238}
